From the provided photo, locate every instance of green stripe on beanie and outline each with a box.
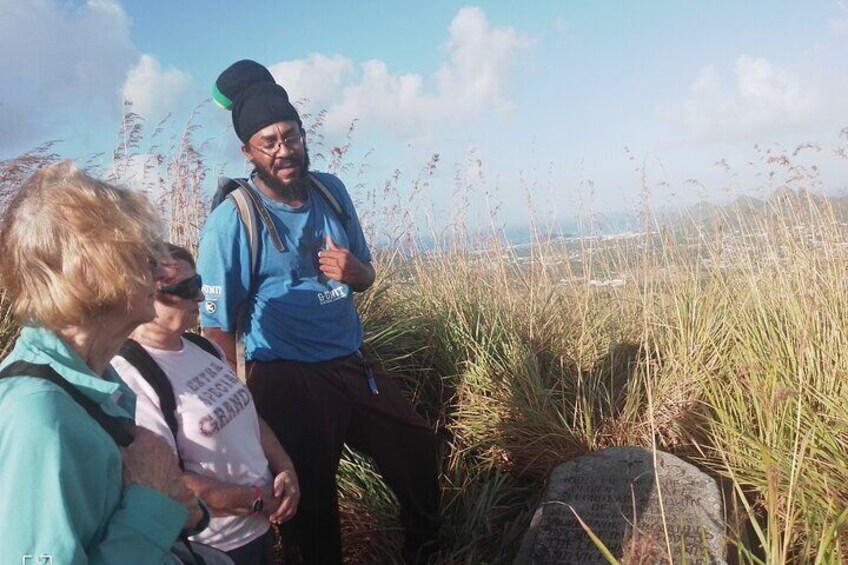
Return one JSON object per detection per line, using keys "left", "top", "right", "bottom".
{"left": 212, "top": 82, "right": 233, "bottom": 110}
{"left": 214, "top": 59, "right": 302, "bottom": 142}
{"left": 214, "top": 59, "right": 275, "bottom": 111}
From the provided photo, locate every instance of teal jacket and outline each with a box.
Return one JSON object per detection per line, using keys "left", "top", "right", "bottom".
{"left": 0, "top": 326, "right": 187, "bottom": 564}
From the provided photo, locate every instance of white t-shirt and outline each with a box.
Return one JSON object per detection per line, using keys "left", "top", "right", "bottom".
{"left": 112, "top": 338, "right": 272, "bottom": 551}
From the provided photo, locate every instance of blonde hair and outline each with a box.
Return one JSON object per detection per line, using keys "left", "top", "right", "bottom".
{"left": 0, "top": 161, "right": 167, "bottom": 330}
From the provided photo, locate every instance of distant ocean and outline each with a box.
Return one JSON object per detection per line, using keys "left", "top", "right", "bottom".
{"left": 377, "top": 212, "right": 645, "bottom": 253}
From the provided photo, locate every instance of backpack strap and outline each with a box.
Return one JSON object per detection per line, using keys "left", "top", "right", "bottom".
{"left": 0, "top": 361, "right": 134, "bottom": 447}
{"left": 228, "top": 178, "right": 286, "bottom": 255}
{"left": 225, "top": 179, "right": 283, "bottom": 382}
{"left": 182, "top": 333, "right": 223, "bottom": 360}
{"left": 308, "top": 173, "right": 350, "bottom": 226}
{"left": 117, "top": 339, "right": 183, "bottom": 468}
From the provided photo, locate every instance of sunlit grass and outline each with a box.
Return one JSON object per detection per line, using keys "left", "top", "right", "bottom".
{"left": 3, "top": 112, "right": 848, "bottom": 564}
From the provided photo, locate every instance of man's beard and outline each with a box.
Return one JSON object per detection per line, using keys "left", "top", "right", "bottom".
{"left": 255, "top": 144, "right": 312, "bottom": 199}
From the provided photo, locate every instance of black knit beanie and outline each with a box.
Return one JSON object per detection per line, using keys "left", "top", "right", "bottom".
{"left": 213, "top": 59, "right": 302, "bottom": 143}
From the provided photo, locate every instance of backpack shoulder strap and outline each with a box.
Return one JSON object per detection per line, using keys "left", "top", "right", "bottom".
{"left": 308, "top": 172, "right": 350, "bottom": 226}
{"left": 226, "top": 181, "right": 260, "bottom": 284}
{"left": 0, "top": 361, "right": 134, "bottom": 447}
{"left": 228, "top": 178, "right": 285, "bottom": 255}
{"left": 224, "top": 178, "right": 285, "bottom": 382}
{"left": 117, "top": 340, "right": 181, "bottom": 459}
{"left": 183, "top": 333, "right": 223, "bottom": 360}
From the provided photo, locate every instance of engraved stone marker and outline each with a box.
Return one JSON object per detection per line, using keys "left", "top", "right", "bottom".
{"left": 514, "top": 446, "right": 726, "bottom": 565}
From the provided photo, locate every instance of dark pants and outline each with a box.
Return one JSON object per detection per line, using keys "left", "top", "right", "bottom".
{"left": 225, "top": 529, "right": 275, "bottom": 565}
{"left": 247, "top": 352, "right": 440, "bottom": 565}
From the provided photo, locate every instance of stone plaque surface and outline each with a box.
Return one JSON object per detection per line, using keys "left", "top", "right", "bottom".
{"left": 514, "top": 446, "right": 726, "bottom": 565}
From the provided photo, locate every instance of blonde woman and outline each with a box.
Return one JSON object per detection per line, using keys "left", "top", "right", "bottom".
{"left": 0, "top": 162, "right": 201, "bottom": 563}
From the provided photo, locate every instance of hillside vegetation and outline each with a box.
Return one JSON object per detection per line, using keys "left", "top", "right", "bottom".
{"left": 3, "top": 116, "right": 848, "bottom": 564}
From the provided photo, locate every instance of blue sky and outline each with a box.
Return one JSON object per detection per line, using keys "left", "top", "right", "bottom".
{"left": 2, "top": 0, "right": 848, "bottom": 230}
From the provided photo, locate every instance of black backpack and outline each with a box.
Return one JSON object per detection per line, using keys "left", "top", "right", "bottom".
{"left": 117, "top": 333, "right": 222, "bottom": 469}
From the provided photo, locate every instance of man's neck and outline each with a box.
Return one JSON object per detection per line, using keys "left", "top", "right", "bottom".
{"left": 254, "top": 174, "right": 309, "bottom": 207}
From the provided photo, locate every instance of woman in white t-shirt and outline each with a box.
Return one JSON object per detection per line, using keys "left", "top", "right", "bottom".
{"left": 112, "top": 244, "right": 300, "bottom": 565}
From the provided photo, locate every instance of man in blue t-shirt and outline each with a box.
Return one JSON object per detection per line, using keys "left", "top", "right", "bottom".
{"left": 197, "top": 60, "right": 440, "bottom": 565}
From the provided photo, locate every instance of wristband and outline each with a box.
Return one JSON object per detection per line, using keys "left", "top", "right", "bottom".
{"left": 251, "top": 485, "right": 264, "bottom": 516}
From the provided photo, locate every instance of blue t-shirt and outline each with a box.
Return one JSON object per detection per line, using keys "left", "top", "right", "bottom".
{"left": 197, "top": 171, "right": 372, "bottom": 363}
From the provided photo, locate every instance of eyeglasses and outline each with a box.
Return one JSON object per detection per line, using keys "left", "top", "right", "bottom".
{"left": 250, "top": 131, "right": 304, "bottom": 156}
{"left": 158, "top": 274, "right": 203, "bottom": 300}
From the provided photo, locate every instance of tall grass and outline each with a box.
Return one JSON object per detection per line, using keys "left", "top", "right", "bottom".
{"left": 3, "top": 110, "right": 848, "bottom": 564}
{"left": 350, "top": 138, "right": 848, "bottom": 563}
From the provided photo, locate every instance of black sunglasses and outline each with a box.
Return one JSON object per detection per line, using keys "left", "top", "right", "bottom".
{"left": 159, "top": 274, "right": 203, "bottom": 300}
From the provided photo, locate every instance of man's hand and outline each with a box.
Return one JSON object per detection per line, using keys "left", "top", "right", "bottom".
{"left": 318, "top": 236, "right": 375, "bottom": 291}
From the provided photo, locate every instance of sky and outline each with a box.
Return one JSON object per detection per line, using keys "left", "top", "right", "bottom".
{"left": 2, "top": 0, "right": 848, "bottom": 231}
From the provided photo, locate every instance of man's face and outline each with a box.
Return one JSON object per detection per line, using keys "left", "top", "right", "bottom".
{"left": 242, "top": 121, "right": 309, "bottom": 191}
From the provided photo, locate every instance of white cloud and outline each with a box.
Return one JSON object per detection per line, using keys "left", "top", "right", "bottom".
{"left": 832, "top": 1, "right": 848, "bottom": 35}
{"left": 665, "top": 55, "right": 848, "bottom": 141}
{"left": 326, "top": 60, "right": 436, "bottom": 137}
{"left": 552, "top": 18, "right": 569, "bottom": 36}
{"left": 436, "top": 6, "right": 527, "bottom": 114}
{"left": 832, "top": 19, "right": 848, "bottom": 35}
{"left": 0, "top": 0, "right": 138, "bottom": 151}
{"left": 86, "top": 0, "right": 124, "bottom": 17}
{"left": 269, "top": 54, "right": 354, "bottom": 109}
{"left": 266, "top": 6, "right": 534, "bottom": 141}
{"left": 121, "top": 55, "right": 192, "bottom": 121}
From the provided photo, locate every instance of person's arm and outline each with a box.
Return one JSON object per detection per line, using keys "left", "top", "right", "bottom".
{"left": 111, "top": 359, "right": 206, "bottom": 533}
{"left": 181, "top": 473, "right": 273, "bottom": 518}
{"left": 197, "top": 203, "right": 252, "bottom": 344}
{"left": 351, "top": 260, "right": 377, "bottom": 292}
{"left": 179, "top": 418, "right": 300, "bottom": 524}
{"left": 258, "top": 417, "right": 300, "bottom": 523}
{"left": 122, "top": 426, "right": 204, "bottom": 532}
{"left": 0, "top": 390, "right": 187, "bottom": 565}
{"left": 201, "top": 327, "right": 238, "bottom": 370}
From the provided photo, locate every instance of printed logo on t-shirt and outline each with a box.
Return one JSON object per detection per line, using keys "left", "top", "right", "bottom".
{"left": 317, "top": 285, "right": 348, "bottom": 305}
{"left": 184, "top": 362, "right": 252, "bottom": 436}
{"left": 204, "top": 301, "right": 218, "bottom": 314}
{"left": 202, "top": 284, "right": 222, "bottom": 296}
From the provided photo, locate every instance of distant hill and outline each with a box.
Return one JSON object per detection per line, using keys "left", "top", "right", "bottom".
{"left": 658, "top": 188, "right": 848, "bottom": 231}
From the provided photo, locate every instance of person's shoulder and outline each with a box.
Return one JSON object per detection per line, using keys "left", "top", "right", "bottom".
{"left": 1, "top": 375, "right": 70, "bottom": 405}
{"left": 0, "top": 377, "right": 94, "bottom": 435}
{"left": 182, "top": 334, "right": 226, "bottom": 362}
{"left": 111, "top": 354, "right": 161, "bottom": 402}
{"left": 309, "top": 171, "right": 357, "bottom": 216}
{"left": 310, "top": 171, "right": 349, "bottom": 195}
{"left": 203, "top": 197, "right": 242, "bottom": 235}
{"left": 208, "top": 196, "right": 240, "bottom": 221}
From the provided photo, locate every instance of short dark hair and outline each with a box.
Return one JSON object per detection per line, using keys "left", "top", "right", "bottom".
{"left": 165, "top": 243, "right": 196, "bottom": 268}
